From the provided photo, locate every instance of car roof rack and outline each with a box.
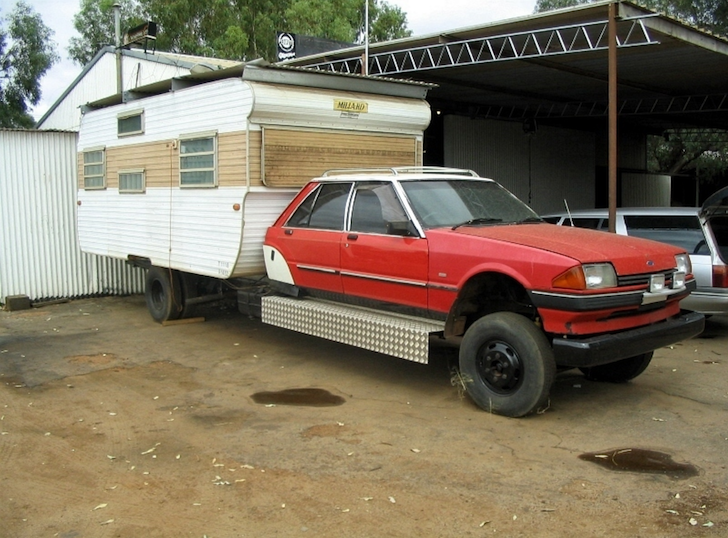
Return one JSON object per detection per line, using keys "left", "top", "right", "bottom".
{"left": 322, "top": 166, "right": 480, "bottom": 177}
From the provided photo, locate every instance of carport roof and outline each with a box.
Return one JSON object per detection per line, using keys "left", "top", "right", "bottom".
{"left": 284, "top": 0, "right": 728, "bottom": 133}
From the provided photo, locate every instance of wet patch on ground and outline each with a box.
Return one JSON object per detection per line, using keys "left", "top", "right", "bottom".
{"left": 251, "top": 388, "right": 345, "bottom": 407}
{"left": 579, "top": 448, "right": 699, "bottom": 479}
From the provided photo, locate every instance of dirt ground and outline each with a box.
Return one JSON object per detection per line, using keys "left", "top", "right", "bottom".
{"left": 1, "top": 296, "right": 727, "bottom": 538}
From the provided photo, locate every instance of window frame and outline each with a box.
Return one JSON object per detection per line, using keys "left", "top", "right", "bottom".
{"left": 83, "top": 147, "right": 106, "bottom": 190}
{"left": 179, "top": 132, "right": 218, "bottom": 188}
{"left": 117, "top": 109, "right": 144, "bottom": 137}
{"left": 286, "top": 182, "right": 353, "bottom": 230}
{"left": 118, "top": 168, "right": 146, "bottom": 194}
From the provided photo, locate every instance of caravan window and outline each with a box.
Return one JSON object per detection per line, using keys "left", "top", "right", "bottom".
{"left": 117, "top": 110, "right": 144, "bottom": 136}
{"left": 119, "top": 169, "right": 145, "bottom": 193}
{"left": 179, "top": 134, "right": 216, "bottom": 187}
{"left": 83, "top": 148, "right": 106, "bottom": 189}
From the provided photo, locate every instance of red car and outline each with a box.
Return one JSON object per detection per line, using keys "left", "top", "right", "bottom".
{"left": 263, "top": 167, "right": 704, "bottom": 417}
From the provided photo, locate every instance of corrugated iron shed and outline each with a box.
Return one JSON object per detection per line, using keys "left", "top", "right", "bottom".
{"left": 0, "top": 129, "right": 143, "bottom": 304}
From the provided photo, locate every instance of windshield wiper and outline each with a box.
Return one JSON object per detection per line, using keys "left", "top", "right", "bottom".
{"left": 515, "top": 217, "right": 543, "bottom": 224}
{"left": 452, "top": 217, "right": 502, "bottom": 230}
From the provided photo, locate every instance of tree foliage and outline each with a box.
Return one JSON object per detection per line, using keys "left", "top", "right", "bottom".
{"left": 69, "top": 0, "right": 142, "bottom": 66}
{"left": 0, "top": 1, "right": 58, "bottom": 128}
{"left": 69, "top": 0, "right": 410, "bottom": 65}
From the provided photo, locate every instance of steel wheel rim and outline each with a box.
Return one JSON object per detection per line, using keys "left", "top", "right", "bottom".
{"left": 476, "top": 341, "right": 523, "bottom": 394}
{"left": 150, "top": 279, "right": 165, "bottom": 310}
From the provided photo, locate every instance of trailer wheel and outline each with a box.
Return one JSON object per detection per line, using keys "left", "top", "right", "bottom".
{"left": 459, "top": 312, "right": 555, "bottom": 417}
{"left": 145, "top": 266, "right": 183, "bottom": 323}
{"left": 579, "top": 352, "right": 653, "bottom": 383}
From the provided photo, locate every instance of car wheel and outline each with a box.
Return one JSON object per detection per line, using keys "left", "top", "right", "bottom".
{"left": 579, "top": 352, "right": 653, "bottom": 383}
{"left": 459, "top": 312, "right": 555, "bottom": 417}
{"left": 145, "top": 266, "right": 183, "bottom": 323}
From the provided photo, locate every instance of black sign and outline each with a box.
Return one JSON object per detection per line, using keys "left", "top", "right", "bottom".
{"left": 277, "top": 32, "right": 296, "bottom": 61}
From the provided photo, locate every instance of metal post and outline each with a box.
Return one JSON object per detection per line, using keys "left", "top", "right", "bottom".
{"left": 364, "top": 0, "right": 369, "bottom": 76}
{"left": 608, "top": 2, "right": 618, "bottom": 232}
{"left": 114, "top": 2, "right": 123, "bottom": 99}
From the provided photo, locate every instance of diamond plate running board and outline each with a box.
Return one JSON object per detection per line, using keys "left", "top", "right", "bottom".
{"left": 261, "top": 296, "right": 445, "bottom": 364}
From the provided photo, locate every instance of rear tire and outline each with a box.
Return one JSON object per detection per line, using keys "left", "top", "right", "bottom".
{"left": 579, "top": 352, "right": 653, "bottom": 383}
{"left": 145, "top": 266, "right": 183, "bottom": 323}
{"left": 459, "top": 312, "right": 555, "bottom": 417}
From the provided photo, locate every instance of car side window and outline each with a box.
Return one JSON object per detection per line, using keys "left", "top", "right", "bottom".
{"left": 287, "top": 182, "right": 352, "bottom": 230}
{"left": 350, "top": 182, "right": 410, "bottom": 235}
{"left": 570, "top": 217, "right": 602, "bottom": 229}
{"left": 624, "top": 215, "right": 706, "bottom": 253}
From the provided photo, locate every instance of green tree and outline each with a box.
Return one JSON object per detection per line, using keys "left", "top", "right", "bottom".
{"left": 284, "top": 0, "right": 411, "bottom": 44}
{"left": 0, "top": 1, "right": 58, "bottom": 128}
{"left": 69, "top": 0, "right": 142, "bottom": 66}
{"left": 69, "top": 0, "right": 410, "bottom": 64}
{"left": 367, "top": 0, "right": 411, "bottom": 42}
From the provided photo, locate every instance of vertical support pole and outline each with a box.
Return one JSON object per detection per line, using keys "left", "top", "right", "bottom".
{"left": 114, "top": 2, "right": 123, "bottom": 99}
{"left": 608, "top": 2, "right": 618, "bottom": 233}
{"left": 363, "top": 0, "right": 369, "bottom": 76}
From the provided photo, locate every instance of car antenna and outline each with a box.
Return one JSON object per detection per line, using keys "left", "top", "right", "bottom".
{"left": 564, "top": 199, "right": 574, "bottom": 227}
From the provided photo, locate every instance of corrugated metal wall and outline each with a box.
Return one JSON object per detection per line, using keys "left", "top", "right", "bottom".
{"left": 621, "top": 172, "right": 671, "bottom": 206}
{"left": 443, "top": 116, "right": 596, "bottom": 214}
{"left": 0, "top": 130, "right": 144, "bottom": 304}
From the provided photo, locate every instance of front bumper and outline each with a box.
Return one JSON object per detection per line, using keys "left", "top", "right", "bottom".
{"left": 681, "top": 287, "right": 728, "bottom": 316}
{"left": 552, "top": 310, "right": 705, "bottom": 368}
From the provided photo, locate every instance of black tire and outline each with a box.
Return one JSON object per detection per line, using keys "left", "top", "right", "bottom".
{"left": 145, "top": 266, "right": 183, "bottom": 323}
{"left": 459, "top": 312, "right": 555, "bottom": 417}
{"left": 579, "top": 352, "right": 653, "bottom": 383}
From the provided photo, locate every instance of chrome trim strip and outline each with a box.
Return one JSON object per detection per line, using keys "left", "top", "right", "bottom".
{"left": 427, "top": 283, "right": 459, "bottom": 292}
{"left": 340, "top": 270, "right": 427, "bottom": 287}
{"left": 297, "top": 265, "right": 339, "bottom": 275}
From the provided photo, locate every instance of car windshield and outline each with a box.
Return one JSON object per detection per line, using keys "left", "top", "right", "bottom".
{"left": 400, "top": 179, "right": 540, "bottom": 229}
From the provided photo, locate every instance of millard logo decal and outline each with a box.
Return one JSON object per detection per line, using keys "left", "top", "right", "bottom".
{"left": 334, "top": 99, "right": 369, "bottom": 114}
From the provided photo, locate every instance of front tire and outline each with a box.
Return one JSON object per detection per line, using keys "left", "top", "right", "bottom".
{"left": 459, "top": 312, "right": 555, "bottom": 417}
{"left": 579, "top": 352, "right": 653, "bottom": 383}
{"left": 145, "top": 266, "right": 183, "bottom": 323}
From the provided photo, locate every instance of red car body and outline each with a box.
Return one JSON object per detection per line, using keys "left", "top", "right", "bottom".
{"left": 263, "top": 170, "right": 703, "bottom": 371}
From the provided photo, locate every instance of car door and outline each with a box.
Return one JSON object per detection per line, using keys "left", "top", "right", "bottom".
{"left": 340, "top": 182, "right": 428, "bottom": 309}
{"left": 279, "top": 182, "right": 352, "bottom": 294}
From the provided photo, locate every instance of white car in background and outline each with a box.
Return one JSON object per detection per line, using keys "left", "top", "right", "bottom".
{"left": 543, "top": 186, "right": 728, "bottom": 316}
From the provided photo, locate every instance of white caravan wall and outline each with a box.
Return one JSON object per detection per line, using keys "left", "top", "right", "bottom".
{"left": 0, "top": 130, "right": 143, "bottom": 303}
{"left": 443, "top": 116, "right": 596, "bottom": 214}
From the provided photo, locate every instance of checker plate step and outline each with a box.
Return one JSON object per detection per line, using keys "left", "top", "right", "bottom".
{"left": 261, "top": 296, "right": 445, "bottom": 364}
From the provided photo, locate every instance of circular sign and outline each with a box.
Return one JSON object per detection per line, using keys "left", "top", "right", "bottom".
{"left": 278, "top": 33, "right": 295, "bottom": 53}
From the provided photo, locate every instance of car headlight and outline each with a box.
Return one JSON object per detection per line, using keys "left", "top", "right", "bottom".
{"left": 553, "top": 263, "right": 618, "bottom": 290}
{"left": 674, "top": 253, "right": 692, "bottom": 275}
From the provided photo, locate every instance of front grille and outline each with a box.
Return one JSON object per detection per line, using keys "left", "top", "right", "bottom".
{"left": 618, "top": 270, "right": 674, "bottom": 288}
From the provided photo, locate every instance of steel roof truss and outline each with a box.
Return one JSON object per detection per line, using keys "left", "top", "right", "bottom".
{"left": 445, "top": 91, "right": 728, "bottom": 122}
{"left": 308, "top": 19, "right": 658, "bottom": 76}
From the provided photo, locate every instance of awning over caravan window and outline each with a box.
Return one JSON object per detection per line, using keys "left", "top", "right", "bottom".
{"left": 261, "top": 127, "right": 419, "bottom": 187}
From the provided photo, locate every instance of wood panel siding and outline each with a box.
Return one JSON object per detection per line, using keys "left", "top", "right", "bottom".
{"left": 107, "top": 140, "right": 177, "bottom": 188}
{"left": 80, "top": 132, "right": 248, "bottom": 189}
{"left": 248, "top": 130, "right": 263, "bottom": 187}
{"left": 218, "top": 132, "right": 247, "bottom": 186}
{"left": 262, "top": 129, "right": 418, "bottom": 188}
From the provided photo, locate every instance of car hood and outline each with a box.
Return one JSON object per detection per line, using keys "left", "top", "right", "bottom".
{"left": 700, "top": 186, "right": 728, "bottom": 219}
{"left": 445, "top": 223, "right": 682, "bottom": 273}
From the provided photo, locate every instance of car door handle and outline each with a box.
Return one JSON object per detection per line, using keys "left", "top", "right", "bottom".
{"left": 347, "top": 234, "right": 359, "bottom": 240}
{"left": 285, "top": 229, "right": 293, "bottom": 235}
